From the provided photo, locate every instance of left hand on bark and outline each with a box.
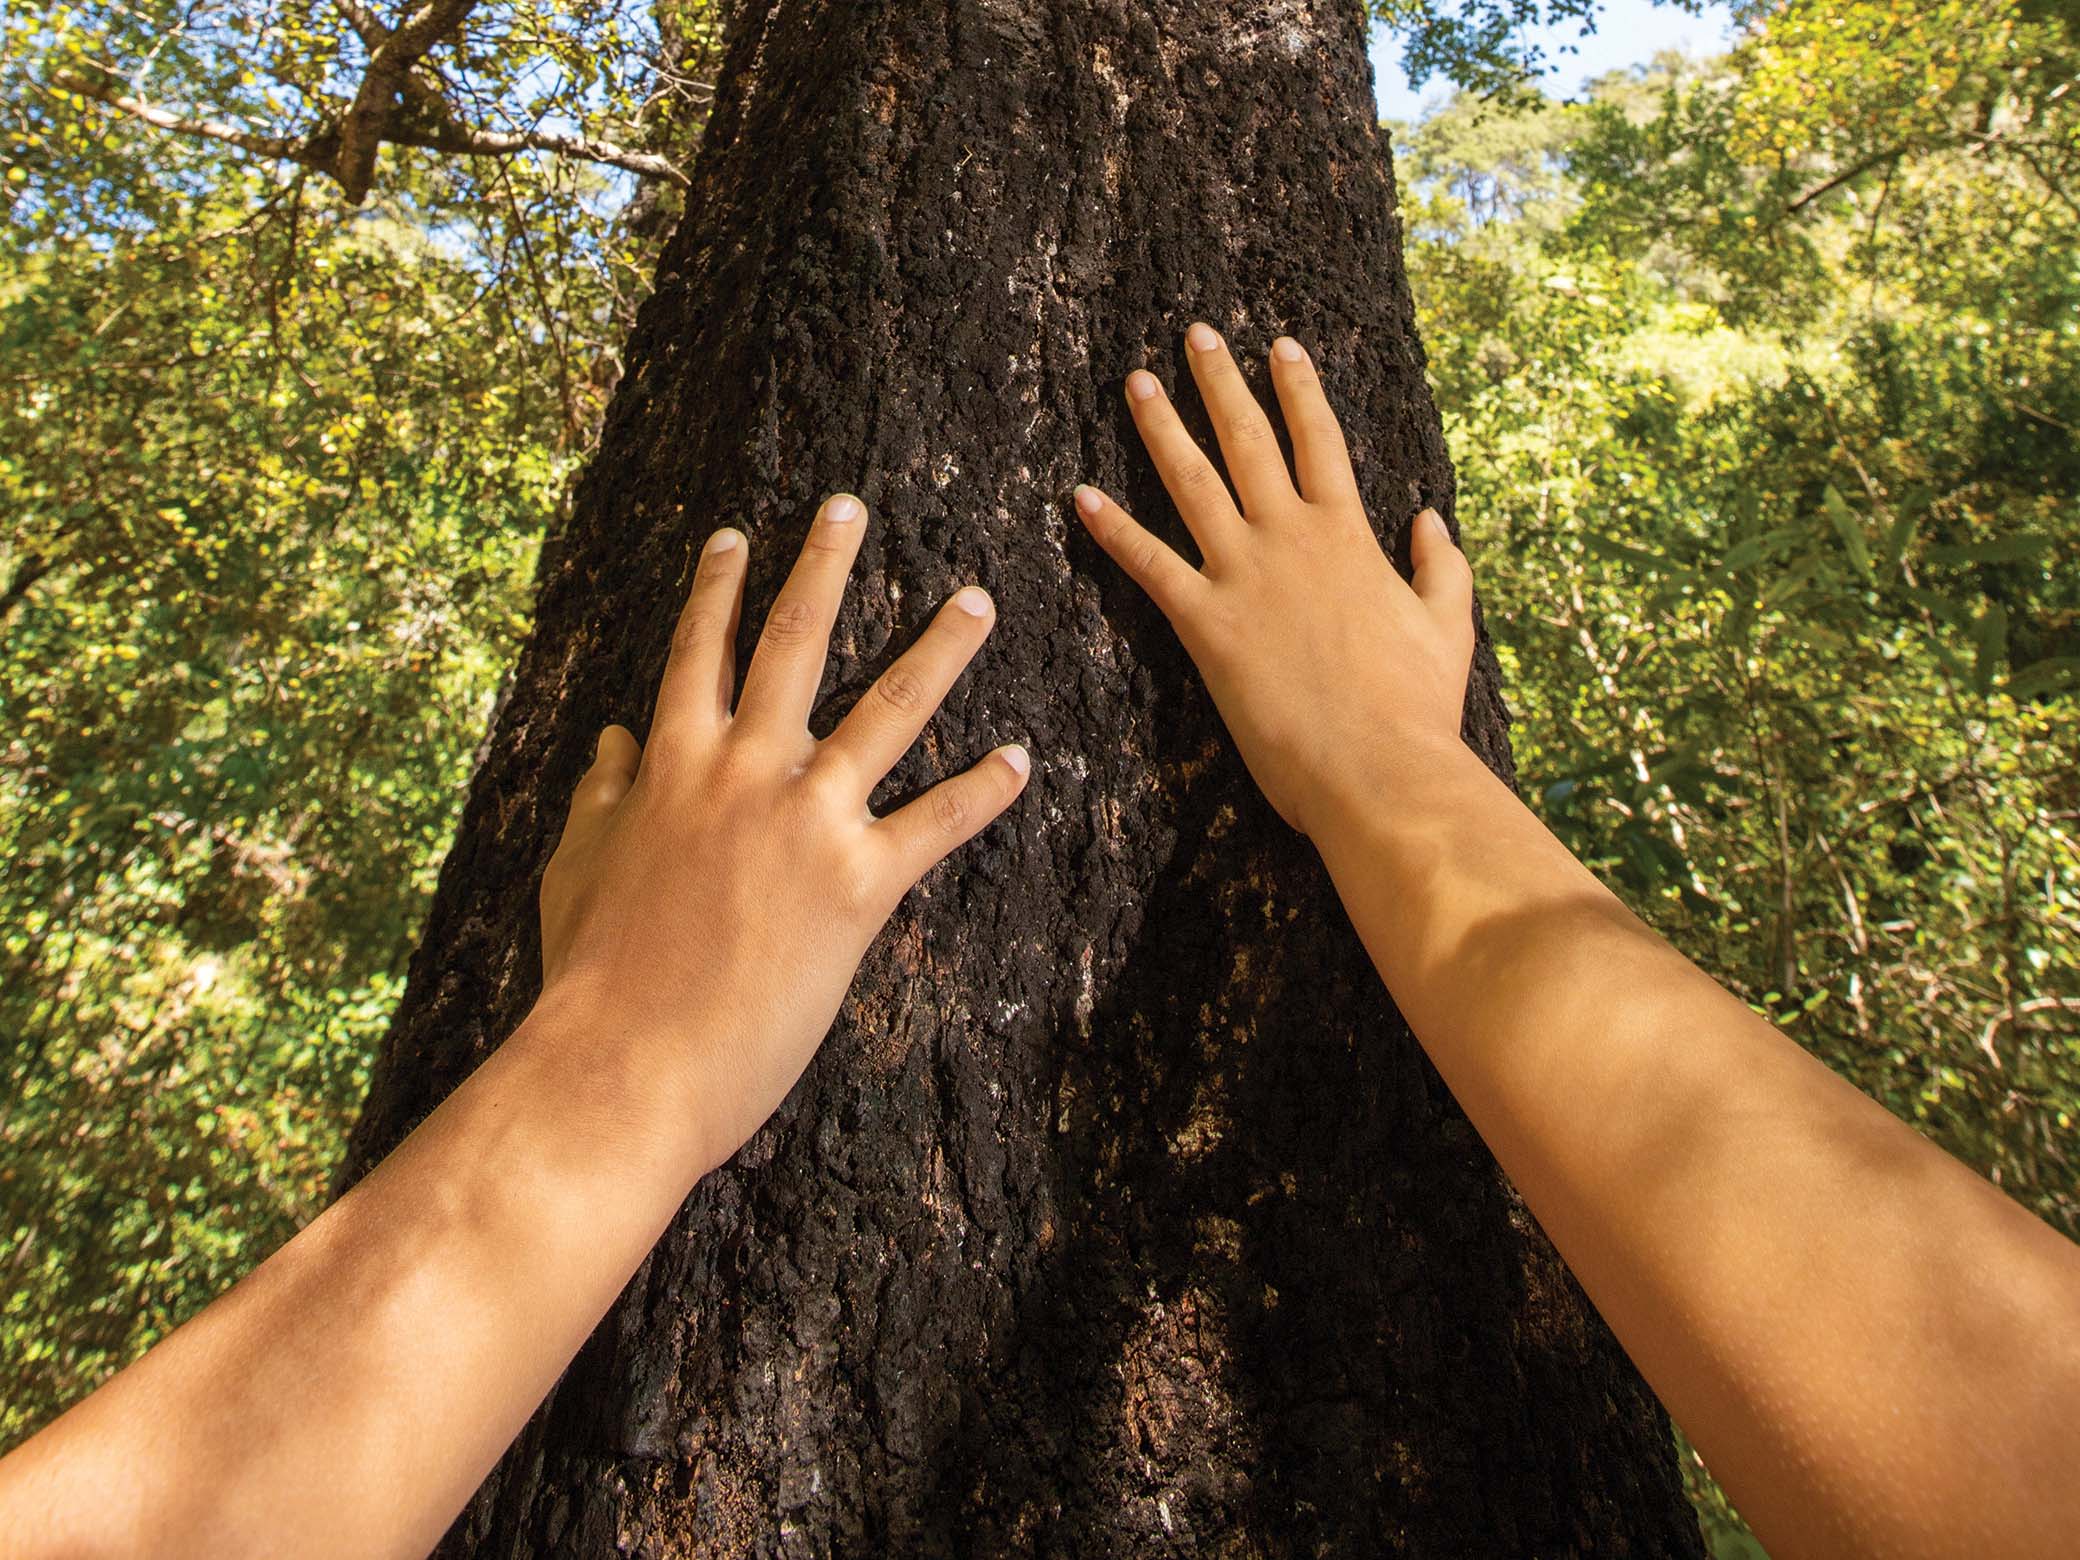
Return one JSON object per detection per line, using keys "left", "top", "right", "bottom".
{"left": 537, "top": 494, "right": 1030, "bottom": 1176}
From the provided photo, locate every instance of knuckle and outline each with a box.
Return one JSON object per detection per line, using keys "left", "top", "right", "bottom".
{"left": 1304, "top": 410, "right": 1347, "bottom": 444}
{"left": 929, "top": 783, "right": 972, "bottom": 837}
{"left": 695, "top": 736, "right": 751, "bottom": 793}
{"left": 801, "top": 759, "right": 857, "bottom": 813}
{"left": 832, "top": 855, "right": 886, "bottom": 917}
{"left": 1177, "top": 458, "right": 1222, "bottom": 492}
{"left": 1230, "top": 413, "right": 1277, "bottom": 446}
{"left": 634, "top": 736, "right": 691, "bottom": 790}
{"left": 760, "top": 595, "right": 818, "bottom": 648}
{"left": 672, "top": 603, "right": 718, "bottom": 655}
{"left": 1126, "top": 536, "right": 1167, "bottom": 582}
{"left": 873, "top": 665, "right": 929, "bottom": 716}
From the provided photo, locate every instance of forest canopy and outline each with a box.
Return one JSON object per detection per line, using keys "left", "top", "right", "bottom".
{"left": 3, "top": 1, "right": 2075, "bottom": 1549}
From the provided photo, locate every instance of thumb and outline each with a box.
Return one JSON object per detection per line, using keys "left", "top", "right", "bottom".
{"left": 1410, "top": 508, "right": 1473, "bottom": 638}
{"left": 573, "top": 724, "right": 642, "bottom": 816}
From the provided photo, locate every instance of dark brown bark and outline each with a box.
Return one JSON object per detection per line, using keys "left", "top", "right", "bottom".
{"left": 342, "top": 1, "right": 1704, "bottom": 1553}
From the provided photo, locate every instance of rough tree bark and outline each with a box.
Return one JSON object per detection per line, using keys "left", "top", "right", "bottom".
{"left": 342, "top": 1, "right": 1705, "bottom": 1553}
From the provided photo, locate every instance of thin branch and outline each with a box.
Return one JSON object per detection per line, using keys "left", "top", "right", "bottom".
{"left": 1782, "top": 143, "right": 1910, "bottom": 218}
{"left": 388, "top": 120, "right": 690, "bottom": 186}
{"left": 1979, "top": 996, "right": 2080, "bottom": 1069}
{"left": 51, "top": 74, "right": 305, "bottom": 161}
{"left": 1965, "top": 129, "right": 2080, "bottom": 223}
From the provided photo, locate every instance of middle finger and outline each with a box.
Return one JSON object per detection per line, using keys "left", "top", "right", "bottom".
{"left": 1182, "top": 321, "right": 1297, "bottom": 515}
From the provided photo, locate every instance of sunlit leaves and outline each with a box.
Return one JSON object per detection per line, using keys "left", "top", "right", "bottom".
{"left": 1401, "top": 4, "right": 2080, "bottom": 1284}
{"left": 0, "top": 3, "right": 722, "bottom": 1444}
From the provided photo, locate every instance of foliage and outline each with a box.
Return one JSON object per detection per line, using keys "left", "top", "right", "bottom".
{"left": 0, "top": 1, "right": 723, "bottom": 1445}
{"left": 1398, "top": 5, "right": 2078, "bottom": 1546}
{"left": 0, "top": 13, "right": 2072, "bottom": 1560}
{"left": 1372, "top": 0, "right": 1715, "bottom": 100}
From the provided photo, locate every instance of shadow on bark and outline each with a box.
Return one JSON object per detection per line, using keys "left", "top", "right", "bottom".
{"left": 901, "top": 692, "right": 1687, "bottom": 1555}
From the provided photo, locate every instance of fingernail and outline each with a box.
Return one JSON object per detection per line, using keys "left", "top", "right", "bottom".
{"left": 952, "top": 586, "right": 992, "bottom": 617}
{"left": 1272, "top": 336, "right": 1304, "bottom": 363}
{"left": 1186, "top": 322, "right": 1220, "bottom": 352}
{"left": 1074, "top": 484, "right": 1104, "bottom": 516}
{"left": 704, "top": 527, "right": 741, "bottom": 555}
{"left": 1000, "top": 744, "right": 1031, "bottom": 777}
{"left": 1126, "top": 370, "right": 1161, "bottom": 402}
{"left": 826, "top": 493, "right": 864, "bottom": 523}
{"left": 1419, "top": 507, "right": 1448, "bottom": 538}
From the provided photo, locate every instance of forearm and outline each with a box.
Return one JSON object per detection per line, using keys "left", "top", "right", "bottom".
{"left": 0, "top": 989, "right": 708, "bottom": 1560}
{"left": 0, "top": 500, "right": 1023, "bottom": 1560}
{"left": 1315, "top": 741, "right": 2080, "bottom": 1559}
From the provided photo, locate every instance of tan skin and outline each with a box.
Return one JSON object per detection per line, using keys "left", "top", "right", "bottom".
{"left": 0, "top": 495, "right": 1030, "bottom": 1559}
{"left": 2, "top": 329, "right": 2075, "bottom": 1558}
{"left": 1075, "top": 322, "right": 2080, "bottom": 1559}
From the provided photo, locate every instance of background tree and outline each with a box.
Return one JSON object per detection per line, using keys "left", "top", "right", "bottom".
{"left": 1398, "top": 13, "right": 2079, "bottom": 1543}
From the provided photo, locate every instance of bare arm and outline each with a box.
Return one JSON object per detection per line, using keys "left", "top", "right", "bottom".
{"left": 0, "top": 498, "right": 1029, "bottom": 1559}
{"left": 1075, "top": 322, "right": 2080, "bottom": 1560}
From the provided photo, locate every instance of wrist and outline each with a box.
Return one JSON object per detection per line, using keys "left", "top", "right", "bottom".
{"left": 1299, "top": 727, "right": 1491, "bottom": 847}
{"left": 517, "top": 976, "right": 721, "bottom": 1184}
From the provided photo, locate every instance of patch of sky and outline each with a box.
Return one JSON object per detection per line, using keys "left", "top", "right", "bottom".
{"left": 1371, "top": 0, "right": 1742, "bottom": 122}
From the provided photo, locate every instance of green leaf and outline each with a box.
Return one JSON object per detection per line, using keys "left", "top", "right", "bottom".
{"left": 1903, "top": 587, "right": 1969, "bottom": 627}
{"left": 1721, "top": 534, "right": 1770, "bottom": 572}
{"left": 2005, "top": 656, "right": 2080, "bottom": 700}
{"left": 1971, "top": 603, "right": 2009, "bottom": 691}
{"left": 1584, "top": 533, "right": 1674, "bottom": 571}
{"left": 1821, "top": 485, "right": 1873, "bottom": 581}
{"left": 1925, "top": 535, "right": 2052, "bottom": 565}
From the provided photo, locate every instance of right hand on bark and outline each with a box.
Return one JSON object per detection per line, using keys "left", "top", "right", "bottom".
{"left": 1074, "top": 324, "right": 1475, "bottom": 836}
{"left": 537, "top": 495, "right": 1029, "bottom": 1176}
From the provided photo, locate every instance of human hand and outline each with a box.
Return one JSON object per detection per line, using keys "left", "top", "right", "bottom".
{"left": 1074, "top": 324, "right": 1475, "bottom": 836}
{"left": 537, "top": 495, "right": 1029, "bottom": 1176}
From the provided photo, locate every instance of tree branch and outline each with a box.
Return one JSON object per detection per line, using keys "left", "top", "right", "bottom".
{"left": 1783, "top": 144, "right": 1909, "bottom": 218}
{"left": 389, "top": 120, "right": 690, "bottom": 187}
{"left": 330, "top": 0, "right": 391, "bottom": 50}
{"left": 332, "top": 0, "right": 481, "bottom": 202}
{"left": 54, "top": 50, "right": 689, "bottom": 199}
{"left": 51, "top": 74, "right": 308, "bottom": 163}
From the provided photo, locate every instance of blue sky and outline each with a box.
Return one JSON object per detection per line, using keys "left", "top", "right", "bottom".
{"left": 1371, "top": 0, "right": 1740, "bottom": 121}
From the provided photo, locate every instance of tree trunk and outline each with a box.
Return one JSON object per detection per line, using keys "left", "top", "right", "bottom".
{"left": 342, "top": 1, "right": 1704, "bottom": 1553}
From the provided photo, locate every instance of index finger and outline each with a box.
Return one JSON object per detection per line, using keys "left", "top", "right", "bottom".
{"left": 652, "top": 527, "right": 748, "bottom": 741}
{"left": 736, "top": 493, "right": 869, "bottom": 731}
